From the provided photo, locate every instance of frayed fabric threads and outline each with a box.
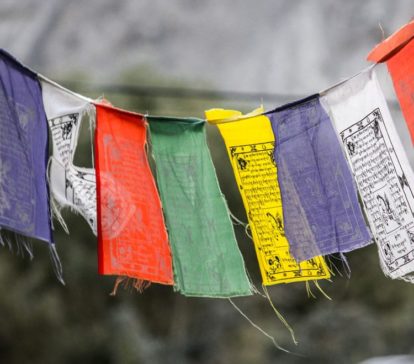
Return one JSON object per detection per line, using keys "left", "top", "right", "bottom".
{"left": 267, "top": 96, "right": 372, "bottom": 263}
{"left": 205, "top": 107, "right": 330, "bottom": 285}
{"left": 321, "top": 68, "right": 414, "bottom": 281}
{"left": 0, "top": 229, "right": 33, "bottom": 260}
{"left": 110, "top": 276, "right": 151, "bottom": 296}
{"left": 49, "top": 243, "right": 65, "bottom": 285}
{"left": 147, "top": 116, "right": 252, "bottom": 297}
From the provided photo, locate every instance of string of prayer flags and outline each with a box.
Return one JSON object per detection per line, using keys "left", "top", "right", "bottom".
{"left": 147, "top": 116, "right": 252, "bottom": 297}
{"left": 367, "top": 20, "right": 414, "bottom": 144}
{"left": 94, "top": 104, "right": 173, "bottom": 286}
{"left": 320, "top": 68, "right": 414, "bottom": 282}
{"left": 2, "top": 36, "right": 414, "bottom": 293}
{"left": 0, "top": 49, "right": 58, "bottom": 261}
{"left": 40, "top": 77, "right": 97, "bottom": 235}
{"left": 267, "top": 95, "right": 372, "bottom": 263}
{"left": 205, "top": 107, "right": 330, "bottom": 285}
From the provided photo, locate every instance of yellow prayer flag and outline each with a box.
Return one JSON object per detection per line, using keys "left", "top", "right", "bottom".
{"left": 205, "top": 107, "right": 330, "bottom": 285}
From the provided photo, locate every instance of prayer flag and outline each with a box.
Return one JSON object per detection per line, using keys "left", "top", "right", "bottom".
{"left": 95, "top": 104, "right": 173, "bottom": 285}
{"left": 321, "top": 68, "right": 414, "bottom": 281}
{"left": 147, "top": 116, "right": 252, "bottom": 297}
{"left": 205, "top": 107, "right": 330, "bottom": 285}
{"left": 0, "top": 50, "right": 53, "bottom": 245}
{"left": 40, "top": 78, "right": 97, "bottom": 234}
{"left": 267, "top": 95, "right": 372, "bottom": 262}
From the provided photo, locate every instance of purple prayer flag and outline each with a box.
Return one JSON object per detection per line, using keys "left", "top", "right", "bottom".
{"left": 0, "top": 49, "right": 53, "bottom": 244}
{"left": 267, "top": 95, "right": 372, "bottom": 262}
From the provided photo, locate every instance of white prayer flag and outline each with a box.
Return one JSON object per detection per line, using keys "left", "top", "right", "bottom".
{"left": 40, "top": 78, "right": 97, "bottom": 235}
{"left": 321, "top": 68, "right": 414, "bottom": 281}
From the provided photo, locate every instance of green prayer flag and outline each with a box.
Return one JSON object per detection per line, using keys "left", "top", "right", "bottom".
{"left": 147, "top": 116, "right": 252, "bottom": 297}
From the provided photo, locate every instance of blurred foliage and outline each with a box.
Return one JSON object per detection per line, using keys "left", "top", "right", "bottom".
{"left": 0, "top": 65, "right": 413, "bottom": 364}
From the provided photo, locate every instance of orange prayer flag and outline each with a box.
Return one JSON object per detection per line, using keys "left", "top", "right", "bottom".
{"left": 94, "top": 103, "right": 173, "bottom": 285}
{"left": 368, "top": 20, "right": 414, "bottom": 144}
{"left": 367, "top": 20, "right": 414, "bottom": 62}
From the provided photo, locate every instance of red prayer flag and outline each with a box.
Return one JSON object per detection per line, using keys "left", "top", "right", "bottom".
{"left": 367, "top": 20, "right": 414, "bottom": 63}
{"left": 368, "top": 20, "right": 414, "bottom": 144}
{"left": 94, "top": 103, "right": 173, "bottom": 285}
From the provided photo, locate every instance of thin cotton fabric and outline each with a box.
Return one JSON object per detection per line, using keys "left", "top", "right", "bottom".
{"left": 0, "top": 49, "right": 53, "bottom": 244}
{"left": 367, "top": 20, "right": 414, "bottom": 144}
{"left": 205, "top": 107, "right": 330, "bottom": 285}
{"left": 321, "top": 68, "right": 414, "bottom": 281}
{"left": 267, "top": 95, "right": 372, "bottom": 262}
{"left": 40, "top": 78, "right": 97, "bottom": 234}
{"left": 95, "top": 104, "right": 173, "bottom": 285}
{"left": 147, "top": 116, "right": 252, "bottom": 297}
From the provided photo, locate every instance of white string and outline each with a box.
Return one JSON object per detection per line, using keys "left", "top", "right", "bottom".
{"left": 262, "top": 284, "right": 298, "bottom": 345}
{"left": 228, "top": 298, "right": 293, "bottom": 354}
{"left": 319, "top": 64, "right": 377, "bottom": 96}
{"left": 38, "top": 73, "right": 93, "bottom": 103}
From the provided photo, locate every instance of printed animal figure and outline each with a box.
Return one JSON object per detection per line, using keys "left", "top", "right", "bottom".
{"left": 268, "top": 255, "right": 282, "bottom": 270}
{"left": 307, "top": 258, "right": 318, "bottom": 269}
{"left": 237, "top": 157, "right": 248, "bottom": 170}
{"left": 383, "top": 242, "right": 394, "bottom": 264}
{"left": 398, "top": 173, "right": 409, "bottom": 189}
{"left": 376, "top": 193, "right": 400, "bottom": 227}
{"left": 372, "top": 119, "right": 381, "bottom": 139}
{"left": 268, "top": 150, "right": 276, "bottom": 166}
{"left": 266, "top": 212, "right": 285, "bottom": 237}
{"left": 60, "top": 114, "right": 78, "bottom": 140}
{"left": 347, "top": 140, "right": 356, "bottom": 156}
{"left": 61, "top": 121, "right": 74, "bottom": 140}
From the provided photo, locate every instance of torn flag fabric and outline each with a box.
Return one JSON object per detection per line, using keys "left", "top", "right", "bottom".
{"left": 40, "top": 77, "right": 97, "bottom": 234}
{"left": 147, "top": 116, "right": 252, "bottom": 297}
{"left": 205, "top": 107, "right": 330, "bottom": 285}
{"left": 0, "top": 49, "right": 53, "bottom": 245}
{"left": 267, "top": 95, "right": 372, "bottom": 263}
{"left": 321, "top": 68, "right": 414, "bottom": 281}
{"left": 367, "top": 20, "right": 414, "bottom": 144}
{"left": 94, "top": 104, "right": 173, "bottom": 285}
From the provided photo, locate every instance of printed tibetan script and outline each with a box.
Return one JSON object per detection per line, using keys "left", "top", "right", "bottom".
{"left": 205, "top": 109, "right": 330, "bottom": 285}
{"left": 231, "top": 141, "right": 329, "bottom": 284}
{"left": 340, "top": 108, "right": 414, "bottom": 278}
